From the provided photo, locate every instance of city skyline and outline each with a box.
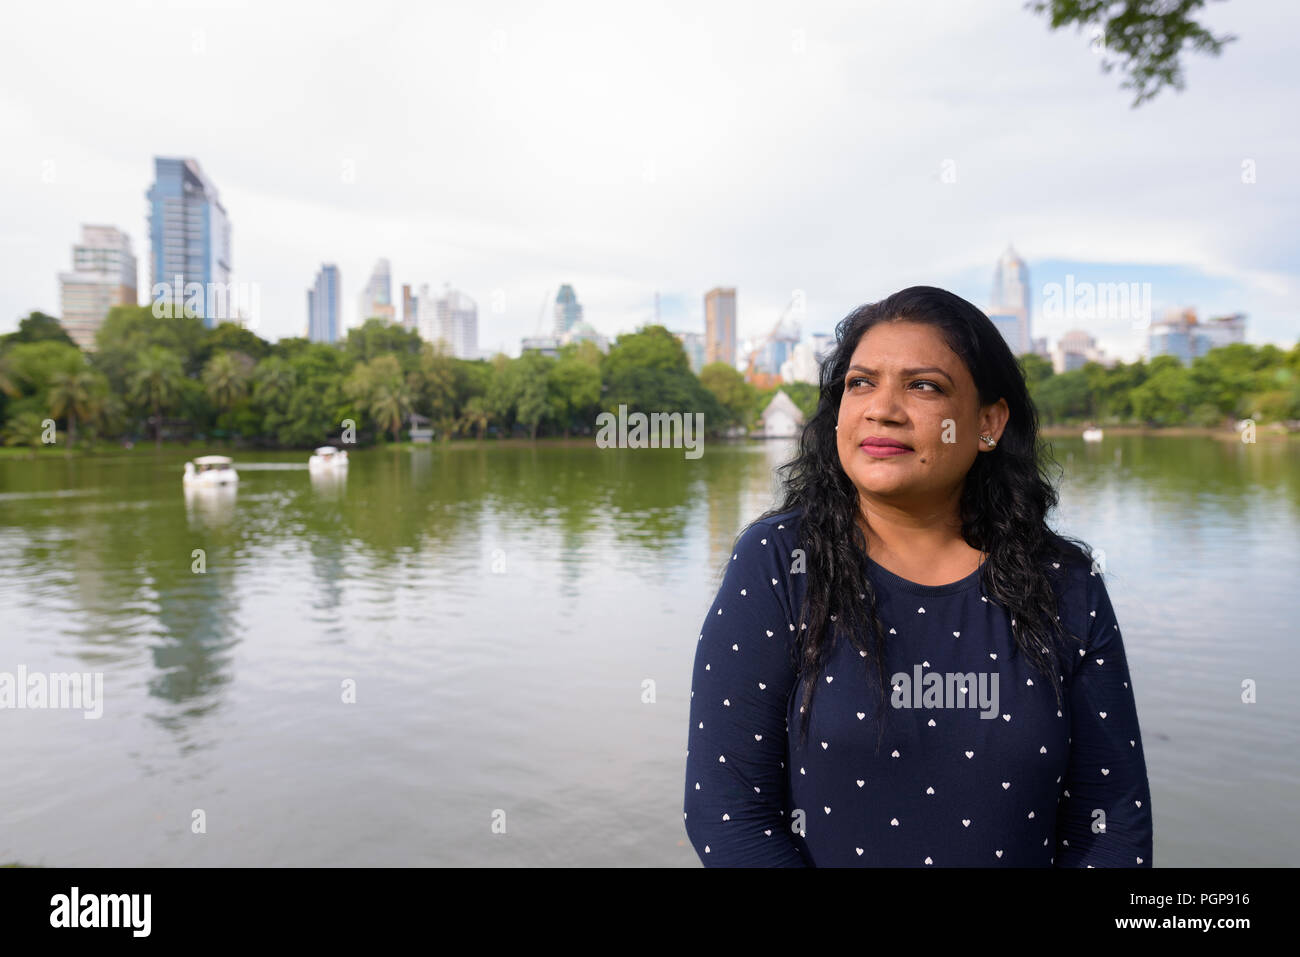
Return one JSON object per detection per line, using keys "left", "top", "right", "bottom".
{"left": 1, "top": 1, "right": 1295, "bottom": 362}
{"left": 24, "top": 197, "right": 1268, "bottom": 372}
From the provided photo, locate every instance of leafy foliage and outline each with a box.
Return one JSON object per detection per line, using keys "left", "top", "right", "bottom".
{"left": 1026, "top": 0, "right": 1237, "bottom": 107}
{"left": 2, "top": 307, "right": 1295, "bottom": 448}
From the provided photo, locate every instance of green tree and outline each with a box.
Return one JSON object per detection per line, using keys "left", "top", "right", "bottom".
{"left": 699, "top": 362, "right": 758, "bottom": 429}
{"left": 2, "top": 340, "right": 84, "bottom": 395}
{"left": 94, "top": 305, "right": 208, "bottom": 392}
{"left": 1093, "top": 358, "right": 1149, "bottom": 422}
{"left": 1027, "top": 0, "right": 1237, "bottom": 107}
{"left": 87, "top": 377, "right": 125, "bottom": 442}
{"left": 345, "top": 319, "right": 422, "bottom": 367}
{"left": 1129, "top": 356, "right": 1195, "bottom": 425}
{"left": 601, "top": 325, "right": 724, "bottom": 429}
{"left": 276, "top": 344, "right": 352, "bottom": 447}
{"left": 253, "top": 356, "right": 295, "bottom": 410}
{"left": 129, "top": 346, "right": 185, "bottom": 446}
{"left": 411, "top": 340, "right": 458, "bottom": 438}
{"left": 1, "top": 411, "right": 47, "bottom": 449}
{"left": 547, "top": 351, "right": 602, "bottom": 436}
{"left": 0, "top": 352, "right": 20, "bottom": 397}
{"left": 202, "top": 351, "right": 254, "bottom": 414}
{"left": 1017, "top": 353, "right": 1055, "bottom": 390}
{"left": 203, "top": 323, "right": 271, "bottom": 364}
{"left": 1031, "top": 369, "right": 1095, "bottom": 423}
{"left": 47, "top": 368, "right": 100, "bottom": 447}
{"left": 514, "top": 351, "right": 553, "bottom": 439}
{"left": 485, "top": 354, "right": 521, "bottom": 434}
{"left": 345, "top": 354, "right": 411, "bottom": 442}
{"left": 0, "top": 311, "right": 76, "bottom": 349}
{"left": 458, "top": 395, "right": 491, "bottom": 439}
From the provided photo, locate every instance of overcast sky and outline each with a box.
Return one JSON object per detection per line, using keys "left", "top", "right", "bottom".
{"left": 1, "top": 0, "right": 1295, "bottom": 362}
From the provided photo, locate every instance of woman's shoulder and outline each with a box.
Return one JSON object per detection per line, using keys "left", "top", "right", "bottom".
{"left": 1041, "top": 531, "right": 1100, "bottom": 586}
{"left": 729, "top": 506, "right": 805, "bottom": 569}
{"left": 1039, "top": 531, "right": 1115, "bottom": 637}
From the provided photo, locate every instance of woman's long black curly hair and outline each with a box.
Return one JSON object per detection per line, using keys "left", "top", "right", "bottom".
{"left": 741, "top": 286, "right": 1096, "bottom": 751}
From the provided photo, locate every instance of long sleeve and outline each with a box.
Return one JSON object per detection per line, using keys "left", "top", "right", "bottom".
{"left": 1054, "top": 568, "right": 1154, "bottom": 867}
{"left": 683, "top": 520, "right": 807, "bottom": 866}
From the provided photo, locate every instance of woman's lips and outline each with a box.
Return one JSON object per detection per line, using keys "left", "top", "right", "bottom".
{"left": 860, "top": 444, "right": 914, "bottom": 457}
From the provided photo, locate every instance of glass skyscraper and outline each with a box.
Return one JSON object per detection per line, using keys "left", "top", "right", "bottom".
{"left": 553, "top": 284, "right": 583, "bottom": 335}
{"left": 308, "top": 264, "right": 341, "bottom": 343}
{"left": 990, "top": 245, "right": 1030, "bottom": 355}
{"left": 358, "top": 259, "right": 395, "bottom": 323}
{"left": 146, "top": 157, "right": 230, "bottom": 327}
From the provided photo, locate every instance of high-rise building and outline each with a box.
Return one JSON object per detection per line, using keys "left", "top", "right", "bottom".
{"left": 308, "top": 264, "right": 341, "bottom": 343}
{"left": 1051, "top": 329, "right": 1109, "bottom": 373}
{"left": 705, "top": 287, "right": 737, "bottom": 367}
{"left": 58, "top": 225, "right": 138, "bottom": 350}
{"left": 146, "top": 157, "right": 230, "bottom": 327}
{"left": 674, "top": 331, "right": 706, "bottom": 373}
{"left": 1198, "top": 312, "right": 1247, "bottom": 351}
{"left": 1148, "top": 308, "right": 1245, "bottom": 365}
{"left": 989, "top": 245, "right": 1031, "bottom": 355}
{"left": 358, "top": 258, "right": 395, "bottom": 324}
{"left": 780, "top": 341, "right": 822, "bottom": 385}
{"left": 402, "top": 283, "right": 416, "bottom": 330}
{"left": 810, "top": 333, "right": 835, "bottom": 365}
{"left": 439, "top": 285, "right": 479, "bottom": 359}
{"left": 414, "top": 283, "right": 479, "bottom": 359}
{"left": 553, "top": 284, "right": 583, "bottom": 335}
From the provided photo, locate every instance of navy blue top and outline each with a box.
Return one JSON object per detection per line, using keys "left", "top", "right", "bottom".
{"left": 683, "top": 507, "right": 1153, "bottom": 867}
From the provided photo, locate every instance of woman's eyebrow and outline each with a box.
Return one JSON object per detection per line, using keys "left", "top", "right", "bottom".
{"left": 846, "top": 365, "right": 954, "bottom": 384}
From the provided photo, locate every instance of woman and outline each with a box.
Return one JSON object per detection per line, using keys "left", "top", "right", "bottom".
{"left": 683, "top": 286, "right": 1152, "bottom": 867}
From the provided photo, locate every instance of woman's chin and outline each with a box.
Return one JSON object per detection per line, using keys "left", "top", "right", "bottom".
{"left": 852, "top": 474, "right": 915, "bottom": 497}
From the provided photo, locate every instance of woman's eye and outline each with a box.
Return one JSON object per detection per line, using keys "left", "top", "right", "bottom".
{"left": 846, "top": 377, "right": 941, "bottom": 393}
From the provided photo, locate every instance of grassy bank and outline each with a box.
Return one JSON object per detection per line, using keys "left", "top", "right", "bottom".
{"left": 4, "top": 424, "right": 1294, "bottom": 459}
{"left": 1040, "top": 424, "right": 1296, "bottom": 441}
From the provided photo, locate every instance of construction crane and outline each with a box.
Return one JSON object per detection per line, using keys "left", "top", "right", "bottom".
{"left": 535, "top": 287, "right": 555, "bottom": 336}
{"left": 744, "top": 295, "right": 801, "bottom": 389}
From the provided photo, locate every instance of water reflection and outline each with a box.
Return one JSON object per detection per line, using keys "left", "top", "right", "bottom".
{"left": 184, "top": 483, "right": 238, "bottom": 528}
{"left": 0, "top": 437, "right": 1297, "bottom": 865}
{"left": 309, "top": 467, "right": 348, "bottom": 499}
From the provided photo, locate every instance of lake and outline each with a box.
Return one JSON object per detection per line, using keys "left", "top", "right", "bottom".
{"left": 0, "top": 435, "right": 1297, "bottom": 866}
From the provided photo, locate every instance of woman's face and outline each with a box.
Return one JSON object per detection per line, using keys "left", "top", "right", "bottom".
{"left": 835, "top": 320, "right": 1007, "bottom": 508}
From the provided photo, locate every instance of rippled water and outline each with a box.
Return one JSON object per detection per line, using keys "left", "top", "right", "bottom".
{"left": 0, "top": 435, "right": 1297, "bottom": 865}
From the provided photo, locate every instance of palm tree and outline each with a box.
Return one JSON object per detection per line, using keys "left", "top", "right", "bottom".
{"left": 369, "top": 378, "right": 412, "bottom": 443}
{"left": 459, "top": 395, "right": 491, "bottom": 439}
{"left": 47, "top": 369, "right": 98, "bottom": 447}
{"left": 345, "top": 355, "right": 411, "bottom": 443}
{"left": 253, "top": 358, "right": 295, "bottom": 408}
{"left": 202, "top": 351, "right": 252, "bottom": 414}
{"left": 129, "top": 346, "right": 184, "bottom": 446}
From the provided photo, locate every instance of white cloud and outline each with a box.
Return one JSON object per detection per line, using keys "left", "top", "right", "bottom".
{"left": 1, "top": 0, "right": 1295, "bottom": 353}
